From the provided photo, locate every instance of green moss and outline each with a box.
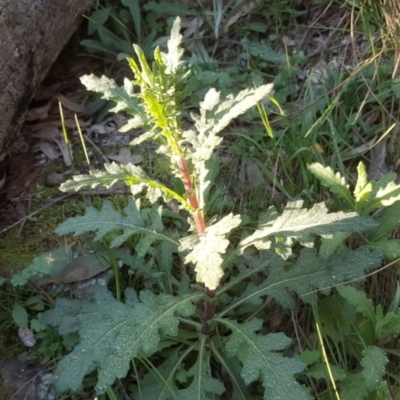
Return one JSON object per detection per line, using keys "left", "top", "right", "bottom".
{"left": 0, "top": 198, "right": 82, "bottom": 276}
{"left": 0, "top": 188, "right": 140, "bottom": 278}
{"left": 0, "top": 140, "right": 160, "bottom": 278}
{"left": 0, "top": 333, "right": 22, "bottom": 360}
{"left": 0, "top": 227, "right": 59, "bottom": 275}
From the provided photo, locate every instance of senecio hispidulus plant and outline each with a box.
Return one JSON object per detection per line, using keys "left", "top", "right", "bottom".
{"left": 41, "top": 18, "right": 387, "bottom": 399}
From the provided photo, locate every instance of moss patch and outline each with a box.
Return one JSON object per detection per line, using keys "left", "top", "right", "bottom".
{"left": 0, "top": 198, "right": 84, "bottom": 276}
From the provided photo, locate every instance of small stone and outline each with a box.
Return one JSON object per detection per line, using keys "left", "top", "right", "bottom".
{"left": 45, "top": 172, "right": 66, "bottom": 187}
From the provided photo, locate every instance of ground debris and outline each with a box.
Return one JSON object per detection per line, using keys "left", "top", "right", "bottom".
{"left": 0, "top": 354, "right": 56, "bottom": 400}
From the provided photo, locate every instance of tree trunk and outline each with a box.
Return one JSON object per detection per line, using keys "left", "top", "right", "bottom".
{"left": 0, "top": 0, "right": 95, "bottom": 161}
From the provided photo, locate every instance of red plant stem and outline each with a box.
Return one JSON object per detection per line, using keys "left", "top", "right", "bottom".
{"left": 177, "top": 157, "right": 205, "bottom": 234}
{"left": 177, "top": 156, "right": 215, "bottom": 334}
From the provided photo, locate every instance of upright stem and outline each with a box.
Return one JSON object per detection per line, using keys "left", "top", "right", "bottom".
{"left": 177, "top": 157, "right": 206, "bottom": 233}
{"left": 177, "top": 156, "right": 216, "bottom": 334}
{"left": 202, "top": 287, "right": 216, "bottom": 335}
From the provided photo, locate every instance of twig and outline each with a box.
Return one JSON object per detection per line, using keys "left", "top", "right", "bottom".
{"left": 0, "top": 193, "right": 72, "bottom": 235}
{"left": 84, "top": 133, "right": 110, "bottom": 163}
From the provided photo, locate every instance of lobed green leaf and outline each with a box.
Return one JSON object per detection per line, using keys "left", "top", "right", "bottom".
{"left": 176, "top": 352, "right": 226, "bottom": 399}
{"left": 59, "top": 162, "right": 193, "bottom": 209}
{"left": 55, "top": 199, "right": 177, "bottom": 250}
{"left": 369, "top": 200, "right": 400, "bottom": 241}
{"left": 361, "top": 346, "right": 388, "bottom": 392}
{"left": 353, "top": 161, "right": 370, "bottom": 204}
{"left": 218, "top": 318, "right": 310, "bottom": 400}
{"left": 41, "top": 286, "right": 200, "bottom": 394}
{"left": 179, "top": 213, "right": 242, "bottom": 290}
{"left": 337, "top": 285, "right": 375, "bottom": 320}
{"left": 161, "top": 16, "right": 184, "bottom": 74}
{"left": 240, "top": 200, "right": 378, "bottom": 259}
{"left": 339, "top": 373, "right": 368, "bottom": 400}
{"left": 11, "top": 247, "right": 73, "bottom": 287}
{"left": 307, "top": 163, "right": 353, "bottom": 207}
{"left": 80, "top": 74, "right": 146, "bottom": 130}
{"left": 229, "top": 247, "right": 382, "bottom": 310}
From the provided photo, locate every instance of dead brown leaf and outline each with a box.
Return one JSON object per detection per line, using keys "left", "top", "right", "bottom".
{"left": 54, "top": 139, "right": 72, "bottom": 167}
{"left": 368, "top": 140, "right": 389, "bottom": 181}
{"left": 0, "top": 170, "right": 6, "bottom": 191}
{"left": 168, "top": 201, "right": 180, "bottom": 214}
{"left": 182, "top": 17, "right": 203, "bottom": 38}
{"left": 339, "top": 136, "right": 377, "bottom": 160}
{"left": 89, "top": 121, "right": 117, "bottom": 135}
{"left": 57, "top": 94, "right": 85, "bottom": 113}
{"left": 108, "top": 147, "right": 143, "bottom": 165}
{"left": 33, "top": 127, "right": 61, "bottom": 141}
{"left": 63, "top": 118, "right": 92, "bottom": 129}
{"left": 28, "top": 121, "right": 60, "bottom": 132}
{"left": 25, "top": 100, "right": 53, "bottom": 121}
{"left": 245, "top": 160, "right": 264, "bottom": 190}
{"left": 37, "top": 141, "right": 59, "bottom": 160}
{"left": 224, "top": 2, "right": 257, "bottom": 33}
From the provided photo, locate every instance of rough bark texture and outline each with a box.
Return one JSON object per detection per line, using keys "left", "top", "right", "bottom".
{"left": 0, "top": 0, "right": 95, "bottom": 161}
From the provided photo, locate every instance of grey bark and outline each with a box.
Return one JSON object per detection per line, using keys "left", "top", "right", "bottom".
{"left": 0, "top": 0, "right": 95, "bottom": 161}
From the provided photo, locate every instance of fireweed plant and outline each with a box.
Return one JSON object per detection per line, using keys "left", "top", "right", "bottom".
{"left": 39, "top": 18, "right": 392, "bottom": 399}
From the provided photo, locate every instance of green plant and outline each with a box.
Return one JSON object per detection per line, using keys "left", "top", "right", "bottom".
{"left": 236, "top": 0, "right": 400, "bottom": 203}
{"left": 81, "top": 0, "right": 149, "bottom": 61}
{"left": 257, "top": 56, "right": 398, "bottom": 201}
{"left": 11, "top": 247, "right": 73, "bottom": 287}
{"left": 6, "top": 245, "right": 125, "bottom": 365}
{"left": 35, "top": 18, "right": 390, "bottom": 398}
{"left": 312, "top": 285, "right": 395, "bottom": 399}
{"left": 308, "top": 161, "right": 400, "bottom": 260}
